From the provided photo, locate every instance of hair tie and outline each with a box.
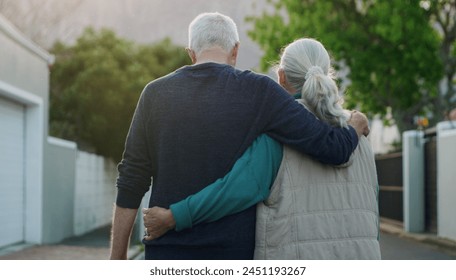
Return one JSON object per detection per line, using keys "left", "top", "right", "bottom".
{"left": 305, "top": 65, "right": 324, "bottom": 80}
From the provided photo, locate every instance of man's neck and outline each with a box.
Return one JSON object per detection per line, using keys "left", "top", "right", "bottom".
{"left": 194, "top": 47, "right": 232, "bottom": 66}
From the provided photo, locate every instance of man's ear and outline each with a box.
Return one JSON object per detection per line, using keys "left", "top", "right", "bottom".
{"left": 229, "top": 42, "right": 240, "bottom": 66}
{"left": 186, "top": 48, "right": 197, "bottom": 64}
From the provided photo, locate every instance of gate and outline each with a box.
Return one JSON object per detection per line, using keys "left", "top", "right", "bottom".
{"left": 424, "top": 129, "right": 437, "bottom": 233}
{"left": 375, "top": 152, "right": 403, "bottom": 222}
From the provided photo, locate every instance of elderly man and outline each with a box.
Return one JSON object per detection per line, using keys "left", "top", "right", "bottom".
{"left": 110, "top": 12, "right": 368, "bottom": 260}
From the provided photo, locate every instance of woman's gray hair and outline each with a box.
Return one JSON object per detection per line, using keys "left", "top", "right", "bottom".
{"left": 280, "top": 38, "right": 348, "bottom": 128}
{"left": 188, "top": 12, "right": 240, "bottom": 56}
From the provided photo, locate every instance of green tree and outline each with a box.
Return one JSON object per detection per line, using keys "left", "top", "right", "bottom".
{"left": 247, "top": 0, "right": 454, "bottom": 133}
{"left": 50, "top": 28, "right": 190, "bottom": 161}
{"left": 424, "top": 0, "right": 456, "bottom": 119}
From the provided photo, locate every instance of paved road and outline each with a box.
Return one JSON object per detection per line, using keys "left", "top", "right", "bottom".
{"left": 379, "top": 231, "right": 456, "bottom": 260}
{"left": 135, "top": 231, "right": 456, "bottom": 260}
{"left": 1, "top": 224, "right": 456, "bottom": 260}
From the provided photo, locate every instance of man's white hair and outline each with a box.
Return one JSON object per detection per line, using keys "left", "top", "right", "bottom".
{"left": 188, "top": 12, "right": 239, "bottom": 55}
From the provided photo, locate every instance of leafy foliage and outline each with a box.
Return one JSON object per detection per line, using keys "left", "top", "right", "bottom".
{"left": 50, "top": 28, "right": 190, "bottom": 161}
{"left": 247, "top": 0, "right": 451, "bottom": 132}
{"left": 424, "top": 0, "right": 456, "bottom": 120}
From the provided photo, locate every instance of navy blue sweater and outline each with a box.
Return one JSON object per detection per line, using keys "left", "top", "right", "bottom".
{"left": 116, "top": 63, "right": 358, "bottom": 259}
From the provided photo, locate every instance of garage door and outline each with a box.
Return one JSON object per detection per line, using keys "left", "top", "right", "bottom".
{"left": 0, "top": 96, "right": 25, "bottom": 248}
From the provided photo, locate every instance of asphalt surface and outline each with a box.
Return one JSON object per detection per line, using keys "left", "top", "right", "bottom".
{"left": 380, "top": 232, "right": 456, "bottom": 260}
{"left": 0, "top": 225, "right": 142, "bottom": 260}
{"left": 1, "top": 222, "right": 456, "bottom": 260}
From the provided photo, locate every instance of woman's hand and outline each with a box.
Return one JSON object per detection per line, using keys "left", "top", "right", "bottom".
{"left": 142, "top": 207, "right": 176, "bottom": 241}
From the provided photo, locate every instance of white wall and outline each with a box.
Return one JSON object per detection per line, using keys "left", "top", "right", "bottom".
{"left": 74, "top": 151, "right": 117, "bottom": 236}
{"left": 1, "top": 14, "right": 117, "bottom": 245}
{"left": 402, "top": 122, "right": 456, "bottom": 241}
{"left": 0, "top": 13, "right": 53, "bottom": 246}
{"left": 437, "top": 122, "right": 456, "bottom": 240}
{"left": 43, "top": 137, "right": 77, "bottom": 244}
{"left": 43, "top": 140, "right": 118, "bottom": 242}
{"left": 402, "top": 131, "right": 425, "bottom": 233}
{"left": 369, "top": 115, "right": 400, "bottom": 155}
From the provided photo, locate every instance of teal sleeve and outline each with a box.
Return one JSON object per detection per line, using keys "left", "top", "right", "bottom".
{"left": 169, "top": 134, "right": 283, "bottom": 231}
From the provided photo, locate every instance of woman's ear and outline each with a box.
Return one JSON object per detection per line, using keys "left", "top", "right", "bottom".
{"left": 278, "top": 68, "right": 297, "bottom": 94}
{"left": 278, "top": 68, "right": 287, "bottom": 87}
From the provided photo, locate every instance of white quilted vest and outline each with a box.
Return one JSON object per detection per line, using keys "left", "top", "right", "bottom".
{"left": 254, "top": 136, "right": 381, "bottom": 259}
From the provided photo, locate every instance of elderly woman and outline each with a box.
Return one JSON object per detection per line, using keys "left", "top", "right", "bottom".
{"left": 142, "top": 38, "right": 380, "bottom": 260}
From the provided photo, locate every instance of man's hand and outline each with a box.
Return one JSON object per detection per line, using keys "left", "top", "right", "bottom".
{"left": 142, "top": 207, "right": 176, "bottom": 241}
{"left": 348, "top": 110, "right": 370, "bottom": 137}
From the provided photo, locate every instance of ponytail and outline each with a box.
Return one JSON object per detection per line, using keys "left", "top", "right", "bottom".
{"left": 280, "top": 38, "right": 348, "bottom": 128}
{"left": 301, "top": 65, "right": 348, "bottom": 128}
